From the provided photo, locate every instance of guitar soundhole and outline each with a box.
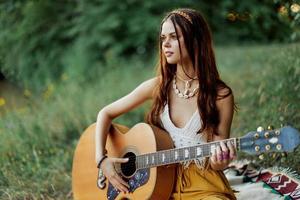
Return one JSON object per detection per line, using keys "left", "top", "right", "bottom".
{"left": 121, "top": 152, "right": 136, "bottom": 177}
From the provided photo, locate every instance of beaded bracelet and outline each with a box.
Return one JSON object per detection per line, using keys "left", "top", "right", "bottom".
{"left": 97, "top": 155, "right": 108, "bottom": 169}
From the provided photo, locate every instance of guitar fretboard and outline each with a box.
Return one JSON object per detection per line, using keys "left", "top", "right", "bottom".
{"left": 135, "top": 138, "right": 239, "bottom": 169}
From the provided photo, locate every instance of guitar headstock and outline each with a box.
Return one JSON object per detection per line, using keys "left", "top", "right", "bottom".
{"left": 240, "top": 125, "right": 300, "bottom": 155}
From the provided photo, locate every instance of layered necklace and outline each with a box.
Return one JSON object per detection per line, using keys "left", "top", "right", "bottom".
{"left": 172, "top": 74, "right": 199, "bottom": 99}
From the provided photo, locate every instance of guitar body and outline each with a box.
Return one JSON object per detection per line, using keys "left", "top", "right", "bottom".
{"left": 72, "top": 123, "right": 176, "bottom": 200}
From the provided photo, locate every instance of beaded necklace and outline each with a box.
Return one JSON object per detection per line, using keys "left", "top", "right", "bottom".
{"left": 172, "top": 75, "right": 199, "bottom": 99}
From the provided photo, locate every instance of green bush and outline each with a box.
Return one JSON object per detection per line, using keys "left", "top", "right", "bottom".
{"left": 1, "top": 1, "right": 299, "bottom": 91}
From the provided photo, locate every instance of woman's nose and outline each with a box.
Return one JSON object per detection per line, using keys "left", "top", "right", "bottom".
{"left": 163, "top": 38, "right": 171, "bottom": 47}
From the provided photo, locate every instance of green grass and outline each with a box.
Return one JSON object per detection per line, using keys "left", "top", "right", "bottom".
{"left": 0, "top": 43, "right": 300, "bottom": 199}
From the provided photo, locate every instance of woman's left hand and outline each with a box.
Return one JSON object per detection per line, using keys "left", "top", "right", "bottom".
{"left": 210, "top": 141, "right": 236, "bottom": 170}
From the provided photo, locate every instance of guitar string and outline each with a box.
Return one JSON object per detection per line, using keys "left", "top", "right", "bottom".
{"left": 114, "top": 138, "right": 235, "bottom": 161}
{"left": 113, "top": 150, "right": 205, "bottom": 173}
{"left": 111, "top": 139, "right": 237, "bottom": 172}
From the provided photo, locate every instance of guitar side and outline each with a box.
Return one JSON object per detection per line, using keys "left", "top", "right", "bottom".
{"left": 72, "top": 123, "right": 176, "bottom": 200}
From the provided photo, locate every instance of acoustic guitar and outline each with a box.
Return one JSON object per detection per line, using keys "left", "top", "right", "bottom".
{"left": 72, "top": 123, "right": 300, "bottom": 200}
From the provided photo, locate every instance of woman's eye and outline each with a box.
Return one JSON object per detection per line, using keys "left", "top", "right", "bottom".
{"left": 160, "top": 35, "right": 177, "bottom": 42}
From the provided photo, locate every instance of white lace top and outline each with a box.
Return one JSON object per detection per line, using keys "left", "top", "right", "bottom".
{"left": 160, "top": 104, "right": 207, "bottom": 169}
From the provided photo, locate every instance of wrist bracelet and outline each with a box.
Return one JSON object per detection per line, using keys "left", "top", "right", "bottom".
{"left": 97, "top": 155, "right": 108, "bottom": 169}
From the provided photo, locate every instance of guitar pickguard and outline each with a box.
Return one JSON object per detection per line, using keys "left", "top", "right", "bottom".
{"left": 106, "top": 168, "right": 150, "bottom": 200}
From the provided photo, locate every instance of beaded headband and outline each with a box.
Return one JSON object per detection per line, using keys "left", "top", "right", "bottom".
{"left": 171, "top": 10, "right": 193, "bottom": 24}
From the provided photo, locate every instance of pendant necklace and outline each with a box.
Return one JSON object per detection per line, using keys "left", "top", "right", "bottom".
{"left": 172, "top": 75, "right": 199, "bottom": 99}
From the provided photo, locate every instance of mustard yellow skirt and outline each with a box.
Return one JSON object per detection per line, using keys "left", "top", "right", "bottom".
{"left": 170, "top": 163, "right": 236, "bottom": 200}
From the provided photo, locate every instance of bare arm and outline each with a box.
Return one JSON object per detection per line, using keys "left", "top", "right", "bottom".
{"left": 95, "top": 77, "right": 159, "bottom": 163}
{"left": 213, "top": 91, "right": 234, "bottom": 141}
{"left": 210, "top": 88, "right": 236, "bottom": 170}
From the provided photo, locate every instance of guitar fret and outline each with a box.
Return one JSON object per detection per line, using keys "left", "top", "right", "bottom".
{"left": 196, "top": 146, "right": 202, "bottom": 157}
{"left": 166, "top": 150, "right": 170, "bottom": 163}
{"left": 139, "top": 155, "right": 142, "bottom": 168}
{"left": 139, "top": 156, "right": 143, "bottom": 169}
{"left": 181, "top": 148, "right": 185, "bottom": 160}
{"left": 169, "top": 149, "right": 173, "bottom": 163}
{"left": 152, "top": 153, "right": 155, "bottom": 165}
{"left": 166, "top": 150, "right": 170, "bottom": 164}
{"left": 174, "top": 150, "right": 178, "bottom": 161}
{"left": 146, "top": 155, "right": 149, "bottom": 165}
{"left": 190, "top": 146, "right": 195, "bottom": 159}
{"left": 184, "top": 148, "right": 189, "bottom": 159}
{"left": 203, "top": 143, "right": 210, "bottom": 157}
{"left": 178, "top": 148, "right": 183, "bottom": 161}
{"left": 142, "top": 155, "right": 145, "bottom": 168}
{"left": 136, "top": 156, "right": 140, "bottom": 169}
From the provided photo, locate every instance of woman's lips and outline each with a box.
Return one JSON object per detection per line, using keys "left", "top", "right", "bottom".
{"left": 165, "top": 51, "right": 174, "bottom": 57}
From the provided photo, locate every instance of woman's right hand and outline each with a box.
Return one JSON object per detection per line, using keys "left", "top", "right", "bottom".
{"left": 100, "top": 157, "right": 130, "bottom": 193}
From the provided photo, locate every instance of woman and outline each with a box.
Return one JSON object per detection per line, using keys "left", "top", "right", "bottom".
{"left": 95, "top": 8, "right": 237, "bottom": 200}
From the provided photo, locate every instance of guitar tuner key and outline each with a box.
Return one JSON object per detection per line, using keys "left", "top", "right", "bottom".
{"left": 265, "top": 132, "right": 270, "bottom": 138}
{"left": 265, "top": 145, "right": 271, "bottom": 151}
{"left": 275, "top": 130, "right": 280, "bottom": 135}
{"left": 254, "top": 133, "right": 259, "bottom": 139}
{"left": 255, "top": 146, "right": 260, "bottom": 152}
{"left": 276, "top": 144, "right": 282, "bottom": 150}
{"left": 257, "top": 126, "right": 264, "bottom": 132}
{"left": 264, "top": 131, "right": 270, "bottom": 138}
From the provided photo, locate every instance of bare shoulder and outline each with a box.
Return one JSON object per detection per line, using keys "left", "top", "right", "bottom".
{"left": 216, "top": 87, "right": 234, "bottom": 107}
{"left": 142, "top": 76, "right": 160, "bottom": 87}
{"left": 138, "top": 76, "right": 160, "bottom": 99}
{"left": 215, "top": 87, "right": 234, "bottom": 139}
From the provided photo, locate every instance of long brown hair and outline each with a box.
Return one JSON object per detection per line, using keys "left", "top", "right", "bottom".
{"left": 146, "top": 8, "right": 233, "bottom": 136}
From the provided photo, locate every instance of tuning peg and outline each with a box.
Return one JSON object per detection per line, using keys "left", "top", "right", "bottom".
{"left": 264, "top": 131, "right": 270, "bottom": 138}
{"left": 267, "top": 125, "right": 274, "bottom": 130}
{"left": 257, "top": 126, "right": 264, "bottom": 132}
{"left": 276, "top": 144, "right": 282, "bottom": 150}
{"left": 259, "top": 154, "right": 264, "bottom": 160}
{"left": 265, "top": 144, "right": 271, "bottom": 151}
{"left": 272, "top": 153, "right": 277, "bottom": 159}
{"left": 255, "top": 145, "right": 260, "bottom": 152}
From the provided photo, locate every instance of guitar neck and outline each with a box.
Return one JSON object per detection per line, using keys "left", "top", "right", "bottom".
{"left": 135, "top": 138, "right": 240, "bottom": 169}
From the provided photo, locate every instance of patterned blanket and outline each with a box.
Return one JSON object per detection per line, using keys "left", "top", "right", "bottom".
{"left": 225, "top": 161, "right": 300, "bottom": 200}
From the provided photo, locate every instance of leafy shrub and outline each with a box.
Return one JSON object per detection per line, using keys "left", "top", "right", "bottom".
{"left": 0, "top": 1, "right": 299, "bottom": 91}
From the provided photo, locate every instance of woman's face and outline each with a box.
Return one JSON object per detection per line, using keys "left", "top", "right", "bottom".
{"left": 160, "top": 19, "right": 189, "bottom": 65}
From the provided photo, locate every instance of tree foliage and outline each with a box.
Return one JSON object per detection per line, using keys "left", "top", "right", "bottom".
{"left": 0, "top": 0, "right": 299, "bottom": 90}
